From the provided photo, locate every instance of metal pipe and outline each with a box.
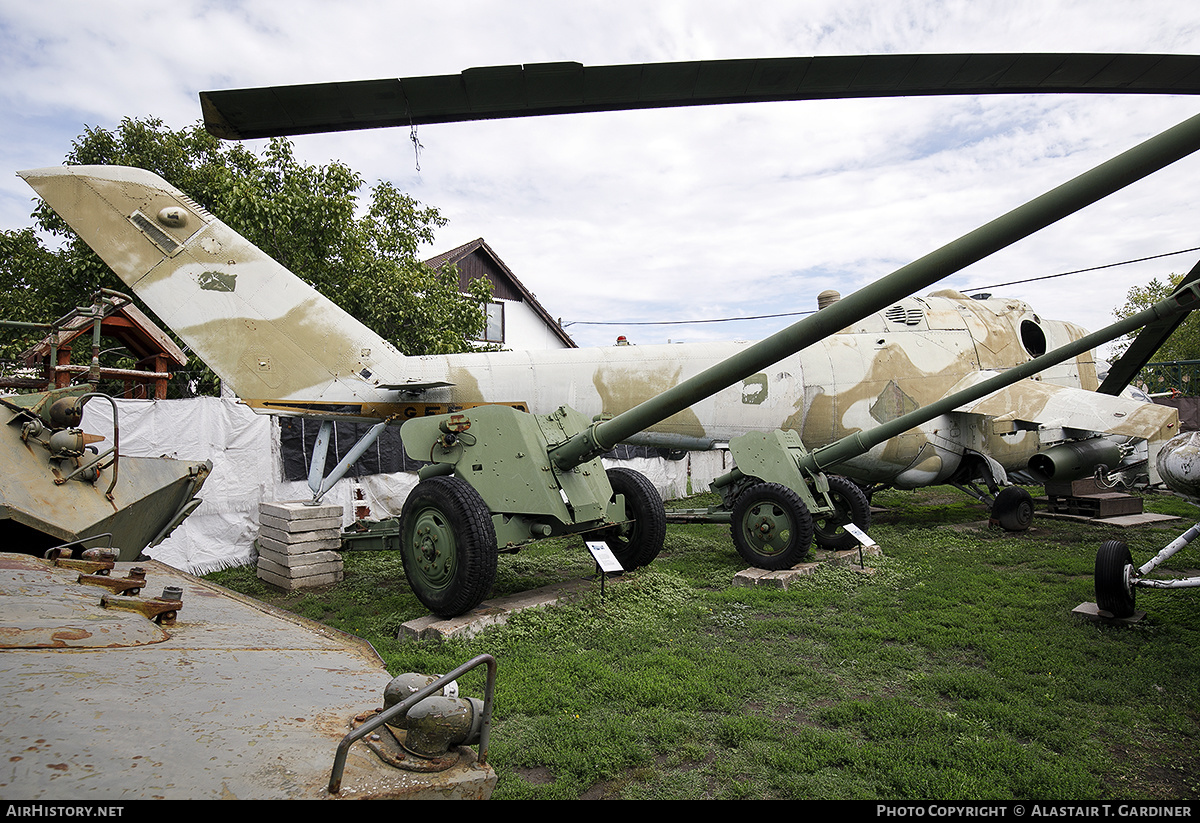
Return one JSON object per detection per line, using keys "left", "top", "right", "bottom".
{"left": 327, "top": 654, "right": 496, "bottom": 794}
{"left": 313, "top": 419, "right": 388, "bottom": 500}
{"left": 53, "top": 364, "right": 173, "bottom": 379}
{"left": 549, "top": 109, "right": 1200, "bottom": 470}
{"left": 306, "top": 420, "right": 334, "bottom": 497}
{"left": 1137, "top": 523, "right": 1200, "bottom": 577}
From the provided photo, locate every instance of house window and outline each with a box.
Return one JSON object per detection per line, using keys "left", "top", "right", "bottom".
{"left": 484, "top": 301, "right": 504, "bottom": 343}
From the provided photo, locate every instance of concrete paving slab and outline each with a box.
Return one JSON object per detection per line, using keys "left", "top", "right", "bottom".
{"left": 1072, "top": 600, "right": 1146, "bottom": 624}
{"left": 260, "top": 500, "right": 344, "bottom": 520}
{"left": 261, "top": 524, "right": 343, "bottom": 544}
{"left": 733, "top": 543, "right": 883, "bottom": 589}
{"left": 259, "top": 533, "right": 343, "bottom": 554}
{"left": 399, "top": 580, "right": 592, "bottom": 642}
{"left": 258, "top": 564, "right": 345, "bottom": 590}
{"left": 1036, "top": 511, "right": 1182, "bottom": 527}
{"left": 261, "top": 513, "right": 343, "bottom": 533}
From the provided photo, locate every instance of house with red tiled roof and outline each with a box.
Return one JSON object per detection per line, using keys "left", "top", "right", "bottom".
{"left": 425, "top": 238, "right": 576, "bottom": 350}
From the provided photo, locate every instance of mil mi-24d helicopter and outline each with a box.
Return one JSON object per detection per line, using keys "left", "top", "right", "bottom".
{"left": 20, "top": 54, "right": 1200, "bottom": 617}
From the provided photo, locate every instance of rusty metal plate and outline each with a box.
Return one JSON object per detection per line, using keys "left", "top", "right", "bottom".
{"left": 0, "top": 554, "right": 169, "bottom": 648}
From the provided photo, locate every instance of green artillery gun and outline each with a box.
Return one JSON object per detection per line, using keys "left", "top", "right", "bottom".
{"left": 396, "top": 111, "right": 1200, "bottom": 617}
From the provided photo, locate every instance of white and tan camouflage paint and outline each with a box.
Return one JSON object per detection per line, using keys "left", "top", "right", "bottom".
{"left": 19, "top": 165, "right": 1179, "bottom": 489}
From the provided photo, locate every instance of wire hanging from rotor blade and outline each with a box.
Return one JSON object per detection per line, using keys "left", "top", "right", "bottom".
{"left": 410, "top": 124, "right": 423, "bottom": 173}
{"left": 403, "top": 90, "right": 423, "bottom": 173}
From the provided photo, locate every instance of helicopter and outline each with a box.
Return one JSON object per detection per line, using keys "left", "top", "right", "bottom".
{"left": 17, "top": 54, "right": 1200, "bottom": 616}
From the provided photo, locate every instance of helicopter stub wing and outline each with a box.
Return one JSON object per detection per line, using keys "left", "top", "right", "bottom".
{"left": 952, "top": 373, "right": 1179, "bottom": 440}
{"left": 18, "top": 165, "right": 413, "bottom": 419}
{"left": 201, "top": 53, "right": 1200, "bottom": 140}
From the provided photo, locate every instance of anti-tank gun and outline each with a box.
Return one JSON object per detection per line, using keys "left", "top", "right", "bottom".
{"left": 396, "top": 111, "right": 1200, "bottom": 617}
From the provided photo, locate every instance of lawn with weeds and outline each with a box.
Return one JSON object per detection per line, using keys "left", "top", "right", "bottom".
{"left": 205, "top": 485, "right": 1200, "bottom": 800}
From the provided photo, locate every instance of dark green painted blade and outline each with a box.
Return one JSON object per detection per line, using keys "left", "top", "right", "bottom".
{"left": 201, "top": 53, "right": 1200, "bottom": 140}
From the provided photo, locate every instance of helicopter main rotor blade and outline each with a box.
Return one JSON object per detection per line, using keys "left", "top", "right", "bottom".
{"left": 201, "top": 53, "right": 1200, "bottom": 140}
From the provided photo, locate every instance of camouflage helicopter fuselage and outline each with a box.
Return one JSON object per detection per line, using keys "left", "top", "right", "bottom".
{"left": 429, "top": 290, "right": 1116, "bottom": 488}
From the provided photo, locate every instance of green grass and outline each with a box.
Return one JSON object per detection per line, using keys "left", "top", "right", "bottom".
{"left": 205, "top": 486, "right": 1200, "bottom": 800}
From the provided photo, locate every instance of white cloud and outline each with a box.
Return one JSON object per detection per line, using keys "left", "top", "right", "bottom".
{"left": 3, "top": 0, "right": 1200, "bottom": 352}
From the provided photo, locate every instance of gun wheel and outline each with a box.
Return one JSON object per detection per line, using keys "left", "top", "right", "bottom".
{"left": 731, "top": 482, "right": 814, "bottom": 570}
{"left": 991, "top": 487, "right": 1034, "bottom": 532}
{"left": 813, "top": 475, "right": 872, "bottom": 550}
{"left": 399, "top": 476, "right": 498, "bottom": 618}
{"left": 1095, "top": 539, "right": 1136, "bottom": 618}
{"left": 598, "top": 467, "right": 666, "bottom": 570}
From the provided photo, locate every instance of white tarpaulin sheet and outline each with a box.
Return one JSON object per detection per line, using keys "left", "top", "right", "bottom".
{"left": 79, "top": 398, "right": 719, "bottom": 576}
{"left": 83, "top": 397, "right": 277, "bottom": 573}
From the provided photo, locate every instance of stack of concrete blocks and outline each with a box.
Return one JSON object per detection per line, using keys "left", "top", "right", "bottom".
{"left": 256, "top": 501, "right": 345, "bottom": 590}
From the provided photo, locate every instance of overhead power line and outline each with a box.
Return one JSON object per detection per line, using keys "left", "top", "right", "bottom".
{"left": 562, "top": 246, "right": 1200, "bottom": 328}
{"left": 960, "top": 246, "right": 1200, "bottom": 294}
{"left": 563, "top": 309, "right": 814, "bottom": 327}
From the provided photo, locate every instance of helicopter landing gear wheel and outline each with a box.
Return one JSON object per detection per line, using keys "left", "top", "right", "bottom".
{"left": 1095, "top": 539, "right": 1137, "bottom": 618}
{"left": 813, "top": 475, "right": 872, "bottom": 550}
{"left": 991, "top": 487, "right": 1034, "bottom": 532}
{"left": 597, "top": 467, "right": 667, "bottom": 570}
{"left": 731, "top": 482, "right": 815, "bottom": 570}
{"left": 399, "top": 476, "right": 498, "bottom": 618}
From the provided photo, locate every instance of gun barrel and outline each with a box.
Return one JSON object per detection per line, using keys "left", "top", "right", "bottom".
{"left": 549, "top": 109, "right": 1200, "bottom": 470}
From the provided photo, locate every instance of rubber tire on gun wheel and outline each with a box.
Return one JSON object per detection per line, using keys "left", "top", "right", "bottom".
{"left": 399, "top": 476, "right": 498, "bottom": 618}
{"left": 813, "top": 475, "right": 872, "bottom": 550}
{"left": 1095, "top": 539, "right": 1136, "bottom": 618}
{"left": 598, "top": 467, "right": 667, "bottom": 570}
{"left": 731, "top": 482, "right": 815, "bottom": 570}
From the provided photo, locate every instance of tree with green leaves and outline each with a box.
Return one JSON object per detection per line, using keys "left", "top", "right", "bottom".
{"left": 1112, "top": 272, "right": 1200, "bottom": 363}
{"left": 1112, "top": 271, "right": 1200, "bottom": 395}
{"left": 2, "top": 117, "right": 491, "bottom": 393}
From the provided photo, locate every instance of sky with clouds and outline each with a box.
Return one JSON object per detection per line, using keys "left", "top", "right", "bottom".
{"left": 3, "top": 0, "right": 1200, "bottom": 352}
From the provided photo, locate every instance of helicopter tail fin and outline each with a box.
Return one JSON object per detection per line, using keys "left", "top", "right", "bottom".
{"left": 19, "top": 165, "right": 409, "bottom": 417}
